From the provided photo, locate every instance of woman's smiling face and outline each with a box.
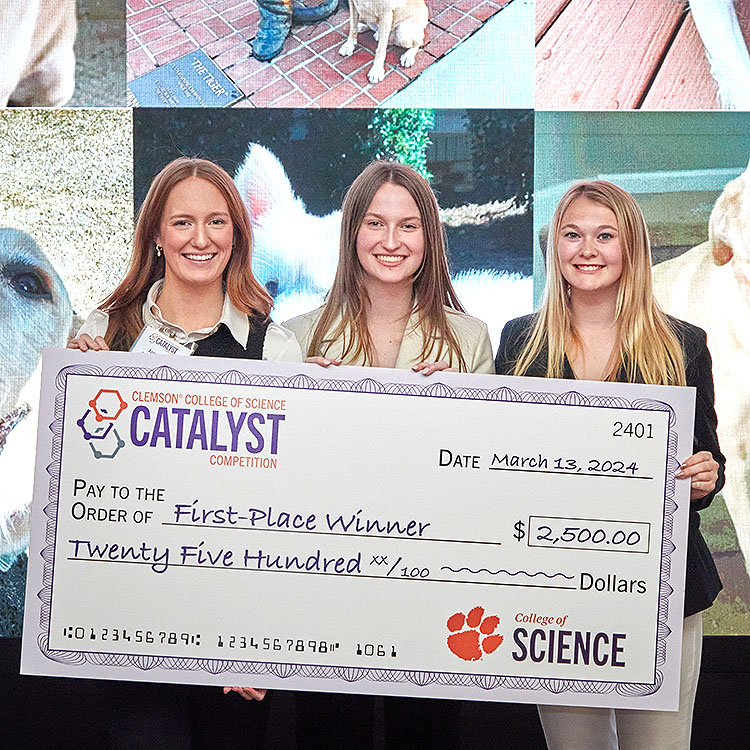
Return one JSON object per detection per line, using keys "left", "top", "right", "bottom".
{"left": 157, "top": 177, "right": 234, "bottom": 293}
{"left": 557, "top": 196, "right": 623, "bottom": 299}
{"left": 356, "top": 182, "right": 425, "bottom": 291}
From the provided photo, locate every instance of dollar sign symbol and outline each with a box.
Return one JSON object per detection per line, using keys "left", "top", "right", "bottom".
{"left": 514, "top": 520, "right": 526, "bottom": 541}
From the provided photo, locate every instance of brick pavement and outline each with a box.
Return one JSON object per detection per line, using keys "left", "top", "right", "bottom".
{"left": 127, "top": 0, "right": 510, "bottom": 106}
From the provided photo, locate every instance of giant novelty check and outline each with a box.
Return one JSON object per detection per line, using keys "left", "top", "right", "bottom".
{"left": 22, "top": 349, "right": 696, "bottom": 710}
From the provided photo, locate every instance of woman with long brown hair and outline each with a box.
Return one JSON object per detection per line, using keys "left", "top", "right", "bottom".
{"left": 496, "top": 180, "right": 724, "bottom": 749}
{"left": 285, "top": 160, "right": 493, "bottom": 750}
{"left": 286, "top": 160, "right": 492, "bottom": 374}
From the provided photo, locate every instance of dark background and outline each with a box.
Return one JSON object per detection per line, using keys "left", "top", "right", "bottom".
{"left": 1, "top": 637, "right": 748, "bottom": 748}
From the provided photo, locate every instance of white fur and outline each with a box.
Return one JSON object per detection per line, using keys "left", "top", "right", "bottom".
{"left": 234, "top": 144, "right": 340, "bottom": 298}
{"left": 0, "top": 0, "right": 76, "bottom": 106}
{"left": 0, "top": 229, "right": 73, "bottom": 567}
{"left": 652, "top": 159, "right": 750, "bottom": 574}
{"left": 690, "top": 0, "right": 750, "bottom": 110}
{"left": 235, "top": 144, "right": 532, "bottom": 355}
{"left": 271, "top": 289, "right": 329, "bottom": 326}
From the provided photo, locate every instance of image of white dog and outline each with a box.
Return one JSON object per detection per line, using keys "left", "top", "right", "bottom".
{"left": 234, "top": 143, "right": 532, "bottom": 351}
{"left": 690, "top": 0, "right": 750, "bottom": 110}
{"left": 338, "top": 0, "right": 429, "bottom": 83}
{"left": 0, "top": 228, "right": 73, "bottom": 571}
{"left": 0, "top": 0, "right": 77, "bottom": 106}
{"left": 652, "top": 159, "right": 750, "bottom": 575}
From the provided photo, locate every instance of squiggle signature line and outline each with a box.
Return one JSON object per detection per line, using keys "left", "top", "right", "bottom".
{"left": 441, "top": 566, "right": 574, "bottom": 580}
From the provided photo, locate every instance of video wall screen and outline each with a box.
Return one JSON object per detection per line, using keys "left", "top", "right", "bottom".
{"left": 1, "top": 107, "right": 534, "bottom": 637}
{"left": 535, "top": 111, "right": 750, "bottom": 636}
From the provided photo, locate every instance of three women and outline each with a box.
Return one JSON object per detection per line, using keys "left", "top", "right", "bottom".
{"left": 72, "top": 158, "right": 723, "bottom": 749}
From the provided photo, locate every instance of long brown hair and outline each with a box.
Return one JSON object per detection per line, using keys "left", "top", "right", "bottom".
{"left": 100, "top": 157, "right": 272, "bottom": 350}
{"left": 515, "top": 180, "right": 685, "bottom": 385}
{"left": 307, "top": 161, "right": 468, "bottom": 369}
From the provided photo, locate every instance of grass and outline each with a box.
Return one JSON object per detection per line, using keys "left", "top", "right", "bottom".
{"left": 699, "top": 492, "right": 750, "bottom": 635}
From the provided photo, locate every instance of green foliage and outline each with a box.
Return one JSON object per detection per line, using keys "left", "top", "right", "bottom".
{"left": 365, "top": 109, "right": 435, "bottom": 179}
{"left": 702, "top": 595, "right": 750, "bottom": 636}
{"left": 134, "top": 109, "right": 374, "bottom": 215}
{"left": 696, "top": 492, "right": 750, "bottom": 634}
{"left": 700, "top": 492, "right": 741, "bottom": 553}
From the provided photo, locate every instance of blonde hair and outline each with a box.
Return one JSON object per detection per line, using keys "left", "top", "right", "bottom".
{"left": 515, "top": 181, "right": 685, "bottom": 385}
{"left": 99, "top": 158, "right": 272, "bottom": 350}
{"left": 307, "top": 161, "right": 468, "bottom": 370}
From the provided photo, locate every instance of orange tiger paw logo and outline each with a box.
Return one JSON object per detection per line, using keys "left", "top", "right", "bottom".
{"left": 446, "top": 606, "right": 503, "bottom": 661}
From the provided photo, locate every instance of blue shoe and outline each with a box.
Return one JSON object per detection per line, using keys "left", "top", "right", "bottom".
{"left": 292, "top": 0, "right": 339, "bottom": 24}
{"left": 252, "top": 0, "right": 292, "bottom": 61}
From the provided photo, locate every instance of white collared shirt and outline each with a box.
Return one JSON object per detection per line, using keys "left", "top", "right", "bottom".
{"left": 77, "top": 280, "right": 302, "bottom": 362}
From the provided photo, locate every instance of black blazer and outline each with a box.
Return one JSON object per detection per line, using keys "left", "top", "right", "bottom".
{"left": 495, "top": 313, "right": 724, "bottom": 616}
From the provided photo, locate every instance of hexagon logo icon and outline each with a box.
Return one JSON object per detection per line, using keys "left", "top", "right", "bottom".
{"left": 77, "top": 389, "right": 128, "bottom": 459}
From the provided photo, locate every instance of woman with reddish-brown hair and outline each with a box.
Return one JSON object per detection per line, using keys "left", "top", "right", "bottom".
{"left": 71, "top": 156, "right": 300, "bottom": 363}
{"left": 69, "top": 156, "right": 299, "bottom": 749}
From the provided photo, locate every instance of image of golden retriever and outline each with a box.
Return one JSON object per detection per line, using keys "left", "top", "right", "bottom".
{"left": 338, "top": 0, "right": 429, "bottom": 83}
{"left": 653, "top": 159, "right": 750, "bottom": 575}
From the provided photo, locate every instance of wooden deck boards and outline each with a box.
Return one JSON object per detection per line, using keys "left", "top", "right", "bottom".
{"left": 642, "top": 13, "right": 720, "bottom": 109}
{"left": 536, "top": 0, "right": 573, "bottom": 41}
{"left": 535, "top": 0, "right": 742, "bottom": 110}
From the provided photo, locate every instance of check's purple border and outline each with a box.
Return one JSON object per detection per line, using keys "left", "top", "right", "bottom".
{"left": 36, "top": 363, "right": 680, "bottom": 699}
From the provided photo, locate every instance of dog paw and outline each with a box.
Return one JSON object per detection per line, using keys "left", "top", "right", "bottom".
{"left": 400, "top": 48, "right": 418, "bottom": 68}
{"left": 339, "top": 39, "right": 356, "bottom": 57}
{"left": 446, "top": 606, "right": 503, "bottom": 662}
{"left": 368, "top": 63, "right": 386, "bottom": 83}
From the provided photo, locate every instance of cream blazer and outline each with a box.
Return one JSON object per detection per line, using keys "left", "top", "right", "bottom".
{"left": 284, "top": 307, "right": 495, "bottom": 374}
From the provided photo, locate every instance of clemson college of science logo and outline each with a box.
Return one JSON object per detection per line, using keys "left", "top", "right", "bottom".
{"left": 446, "top": 606, "right": 503, "bottom": 662}
{"left": 76, "top": 389, "right": 128, "bottom": 459}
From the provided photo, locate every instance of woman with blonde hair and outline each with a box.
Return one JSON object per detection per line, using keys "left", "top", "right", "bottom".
{"left": 70, "top": 156, "right": 300, "bottom": 748}
{"left": 495, "top": 180, "right": 724, "bottom": 749}
{"left": 286, "top": 160, "right": 493, "bottom": 750}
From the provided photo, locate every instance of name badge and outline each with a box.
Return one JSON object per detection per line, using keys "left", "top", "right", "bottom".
{"left": 130, "top": 324, "right": 195, "bottom": 356}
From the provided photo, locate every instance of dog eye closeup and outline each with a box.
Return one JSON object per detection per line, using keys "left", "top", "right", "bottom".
{"left": 3, "top": 264, "right": 53, "bottom": 300}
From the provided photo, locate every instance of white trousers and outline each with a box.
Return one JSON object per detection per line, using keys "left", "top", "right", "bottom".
{"left": 538, "top": 612, "right": 703, "bottom": 750}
